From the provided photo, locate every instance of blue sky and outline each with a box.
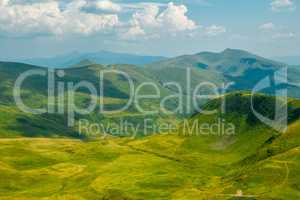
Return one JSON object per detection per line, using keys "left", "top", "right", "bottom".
{"left": 0, "top": 0, "right": 299, "bottom": 59}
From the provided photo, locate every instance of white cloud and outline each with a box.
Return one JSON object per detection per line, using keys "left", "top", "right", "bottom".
{"left": 259, "top": 22, "right": 275, "bottom": 31}
{"left": 271, "top": 0, "right": 296, "bottom": 12}
{"left": 0, "top": 1, "right": 198, "bottom": 40}
{"left": 157, "top": 2, "right": 197, "bottom": 32}
{"left": 0, "top": 0, "right": 119, "bottom": 37}
{"left": 130, "top": 4, "right": 161, "bottom": 29}
{"left": 205, "top": 25, "right": 226, "bottom": 36}
{"left": 0, "top": 0, "right": 9, "bottom": 6}
{"left": 94, "top": 0, "right": 122, "bottom": 12}
{"left": 121, "top": 26, "right": 146, "bottom": 40}
{"left": 123, "top": 2, "right": 197, "bottom": 39}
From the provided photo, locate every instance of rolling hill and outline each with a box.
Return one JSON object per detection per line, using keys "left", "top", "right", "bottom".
{"left": 0, "top": 61, "right": 178, "bottom": 138}
{"left": 1, "top": 48, "right": 300, "bottom": 138}
{"left": 1, "top": 49, "right": 300, "bottom": 199}
{"left": 1, "top": 93, "right": 300, "bottom": 199}
{"left": 0, "top": 50, "right": 300, "bottom": 200}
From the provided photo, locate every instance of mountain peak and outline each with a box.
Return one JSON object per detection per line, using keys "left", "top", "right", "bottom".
{"left": 195, "top": 48, "right": 255, "bottom": 58}
{"left": 222, "top": 48, "right": 253, "bottom": 56}
{"left": 70, "top": 59, "right": 95, "bottom": 68}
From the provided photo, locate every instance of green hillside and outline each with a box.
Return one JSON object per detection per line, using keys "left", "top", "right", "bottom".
{"left": 1, "top": 93, "right": 300, "bottom": 199}
{"left": 1, "top": 49, "right": 300, "bottom": 138}
{"left": 1, "top": 53, "right": 300, "bottom": 199}
{"left": 0, "top": 62, "right": 178, "bottom": 138}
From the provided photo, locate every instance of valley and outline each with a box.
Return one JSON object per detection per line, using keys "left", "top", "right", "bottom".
{"left": 1, "top": 0, "right": 300, "bottom": 199}
{"left": 0, "top": 49, "right": 300, "bottom": 199}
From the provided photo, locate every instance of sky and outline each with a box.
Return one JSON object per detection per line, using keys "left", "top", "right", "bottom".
{"left": 0, "top": 0, "right": 299, "bottom": 59}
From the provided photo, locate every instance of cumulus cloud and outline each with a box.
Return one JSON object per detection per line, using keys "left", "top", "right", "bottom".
{"left": 123, "top": 2, "right": 197, "bottom": 39}
{"left": 157, "top": 2, "right": 197, "bottom": 32}
{"left": 0, "top": 1, "right": 199, "bottom": 40}
{"left": 259, "top": 22, "right": 275, "bottom": 31}
{"left": 85, "top": 0, "right": 122, "bottom": 13}
{"left": 130, "top": 4, "right": 161, "bottom": 29}
{"left": 0, "top": 0, "right": 119, "bottom": 37}
{"left": 271, "top": 0, "right": 296, "bottom": 12}
{"left": 205, "top": 25, "right": 226, "bottom": 36}
{"left": 121, "top": 26, "right": 146, "bottom": 40}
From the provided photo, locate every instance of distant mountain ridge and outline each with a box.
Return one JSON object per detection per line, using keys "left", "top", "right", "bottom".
{"left": 145, "top": 48, "right": 300, "bottom": 98}
{"left": 13, "top": 48, "right": 300, "bottom": 99}
{"left": 148, "top": 48, "right": 285, "bottom": 73}
{"left": 1, "top": 50, "right": 300, "bottom": 199}
{"left": 19, "top": 51, "right": 166, "bottom": 68}
{"left": 0, "top": 48, "right": 300, "bottom": 138}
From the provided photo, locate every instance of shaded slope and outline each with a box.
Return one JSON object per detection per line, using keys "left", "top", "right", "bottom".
{"left": 0, "top": 62, "right": 177, "bottom": 138}
{"left": 1, "top": 93, "right": 300, "bottom": 199}
{"left": 124, "top": 93, "right": 300, "bottom": 198}
{"left": 146, "top": 49, "right": 300, "bottom": 98}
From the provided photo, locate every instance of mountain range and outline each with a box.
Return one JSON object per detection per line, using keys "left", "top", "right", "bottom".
{"left": 1, "top": 49, "right": 300, "bottom": 199}
{"left": 145, "top": 48, "right": 300, "bottom": 98}
{"left": 1, "top": 49, "right": 300, "bottom": 137}
{"left": 18, "top": 51, "right": 166, "bottom": 68}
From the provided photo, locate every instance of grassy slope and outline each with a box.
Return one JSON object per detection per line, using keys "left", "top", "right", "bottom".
{"left": 1, "top": 93, "right": 300, "bottom": 199}
{"left": 0, "top": 138, "right": 197, "bottom": 200}
{"left": 1, "top": 59, "right": 300, "bottom": 199}
{"left": 1, "top": 56, "right": 299, "bottom": 138}
{"left": 0, "top": 62, "right": 178, "bottom": 138}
